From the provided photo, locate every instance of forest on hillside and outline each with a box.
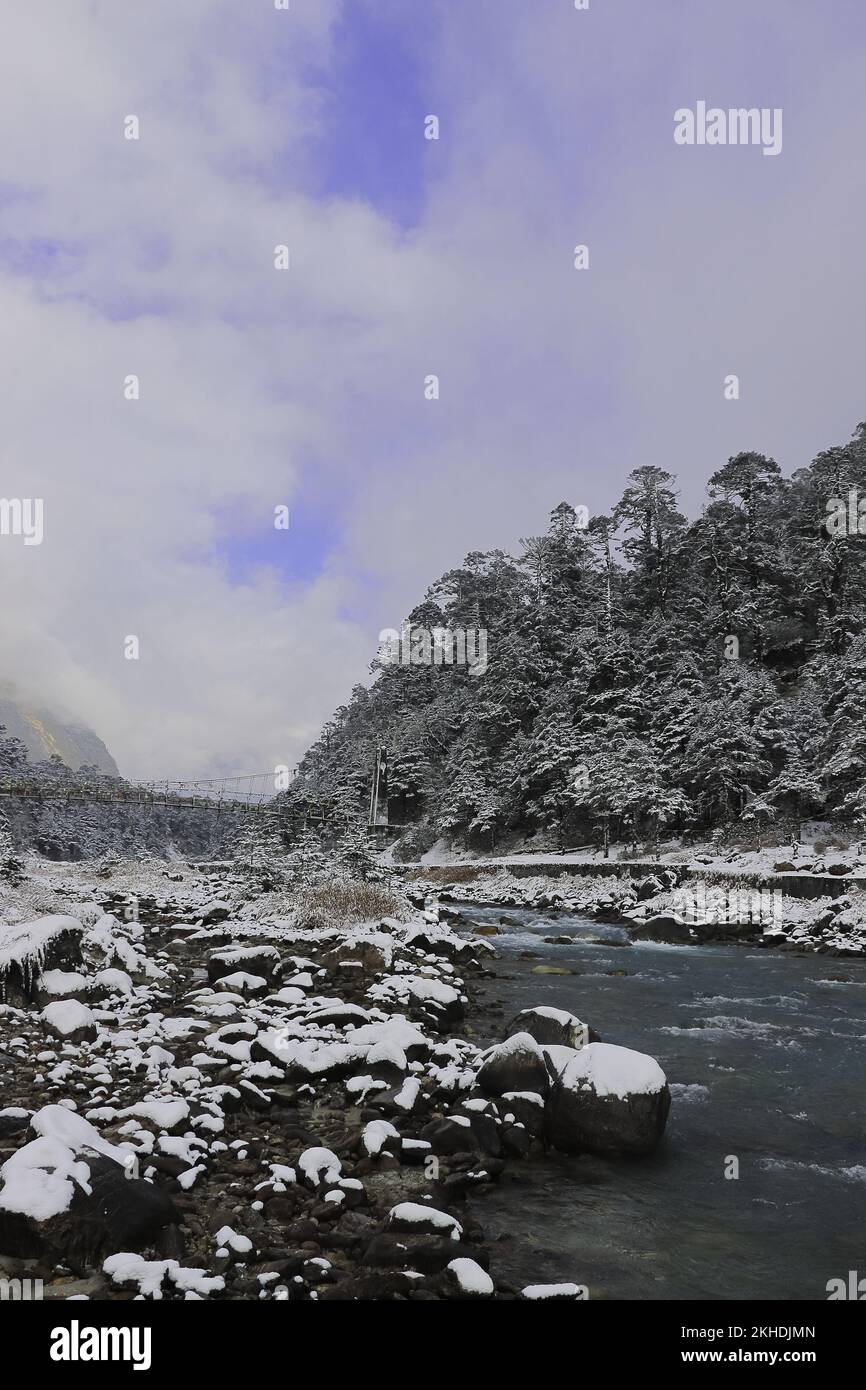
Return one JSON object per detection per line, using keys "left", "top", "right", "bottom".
{"left": 285, "top": 424, "right": 866, "bottom": 856}
{"left": 0, "top": 732, "right": 240, "bottom": 863}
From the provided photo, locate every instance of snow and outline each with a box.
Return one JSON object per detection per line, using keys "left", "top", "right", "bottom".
{"left": 522, "top": 1282, "right": 586, "bottom": 1299}
{"left": 39, "top": 970, "right": 88, "bottom": 997}
{"left": 216, "top": 971, "right": 267, "bottom": 993}
{"left": 266, "top": 1163, "right": 297, "bottom": 1185}
{"left": 484, "top": 1030, "right": 543, "bottom": 1059}
{"left": 391, "top": 1077, "right": 421, "bottom": 1111}
{"left": 558, "top": 1042, "right": 667, "bottom": 1099}
{"left": 542, "top": 1044, "right": 583, "bottom": 1077}
{"left": 177, "top": 1165, "right": 206, "bottom": 1189}
{"left": 103, "top": 1253, "right": 224, "bottom": 1299}
{"left": 41, "top": 1000, "right": 95, "bottom": 1036}
{"left": 297, "top": 1147, "right": 342, "bottom": 1185}
{"left": 210, "top": 945, "right": 279, "bottom": 969}
{"left": 387, "top": 1202, "right": 462, "bottom": 1239}
{"left": 215, "top": 1225, "right": 253, "bottom": 1255}
{"left": 368, "top": 974, "right": 461, "bottom": 1008}
{"left": 502, "top": 1090, "right": 545, "bottom": 1106}
{"left": 269, "top": 986, "right": 306, "bottom": 1006}
{"left": 119, "top": 1098, "right": 190, "bottom": 1130}
{"left": 362, "top": 1119, "right": 400, "bottom": 1156}
{"left": 528, "top": 1006, "right": 583, "bottom": 1026}
{"left": 448, "top": 1258, "right": 494, "bottom": 1295}
{"left": 93, "top": 968, "right": 133, "bottom": 995}
{"left": 31, "top": 1104, "right": 130, "bottom": 1161}
{"left": 0, "top": 1135, "right": 91, "bottom": 1220}
{"left": 348, "top": 1016, "right": 428, "bottom": 1053}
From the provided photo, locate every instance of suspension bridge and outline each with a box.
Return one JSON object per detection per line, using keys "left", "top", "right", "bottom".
{"left": 0, "top": 748, "right": 393, "bottom": 831}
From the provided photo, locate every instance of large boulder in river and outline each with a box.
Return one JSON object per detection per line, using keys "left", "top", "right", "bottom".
{"left": 505, "top": 1006, "right": 598, "bottom": 1049}
{"left": 629, "top": 914, "right": 693, "bottom": 944}
{"left": 545, "top": 1043, "right": 670, "bottom": 1156}
{"left": 475, "top": 1032, "right": 549, "bottom": 1097}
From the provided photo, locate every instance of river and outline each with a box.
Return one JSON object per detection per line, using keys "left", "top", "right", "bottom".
{"left": 457, "top": 901, "right": 866, "bottom": 1301}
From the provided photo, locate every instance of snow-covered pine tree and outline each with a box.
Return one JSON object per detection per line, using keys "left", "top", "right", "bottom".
{"left": 288, "top": 823, "right": 329, "bottom": 886}
{"left": 334, "top": 817, "right": 379, "bottom": 881}
{"left": 233, "top": 813, "right": 288, "bottom": 892}
{"left": 0, "top": 808, "right": 23, "bottom": 882}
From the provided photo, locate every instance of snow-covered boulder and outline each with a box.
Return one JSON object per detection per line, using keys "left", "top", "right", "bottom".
{"left": 0, "top": 915, "right": 83, "bottom": 1004}
{"left": 505, "top": 1005, "right": 597, "bottom": 1049}
{"left": 0, "top": 1106, "right": 178, "bottom": 1271}
{"left": 475, "top": 1031, "right": 549, "bottom": 1097}
{"left": 629, "top": 914, "right": 693, "bottom": 944}
{"left": 90, "top": 967, "right": 134, "bottom": 998}
{"left": 386, "top": 1202, "right": 462, "bottom": 1240}
{"left": 544, "top": 1042, "right": 671, "bottom": 1155}
{"left": 445, "top": 1257, "right": 494, "bottom": 1298}
{"left": 207, "top": 944, "right": 282, "bottom": 985}
{"left": 297, "top": 1147, "right": 342, "bottom": 1188}
{"left": 635, "top": 875, "right": 665, "bottom": 901}
{"left": 41, "top": 999, "right": 97, "bottom": 1043}
{"left": 37, "top": 969, "right": 89, "bottom": 1001}
{"left": 214, "top": 970, "right": 269, "bottom": 998}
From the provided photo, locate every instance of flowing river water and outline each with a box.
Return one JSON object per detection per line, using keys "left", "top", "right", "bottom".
{"left": 457, "top": 902, "right": 866, "bottom": 1300}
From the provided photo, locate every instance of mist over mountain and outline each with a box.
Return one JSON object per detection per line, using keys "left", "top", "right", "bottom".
{"left": 0, "top": 681, "right": 120, "bottom": 777}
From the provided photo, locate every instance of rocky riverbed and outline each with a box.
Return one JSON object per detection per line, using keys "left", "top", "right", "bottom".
{"left": 0, "top": 862, "right": 671, "bottom": 1301}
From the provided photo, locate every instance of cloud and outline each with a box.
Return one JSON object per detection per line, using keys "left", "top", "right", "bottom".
{"left": 1, "top": 0, "right": 864, "bottom": 778}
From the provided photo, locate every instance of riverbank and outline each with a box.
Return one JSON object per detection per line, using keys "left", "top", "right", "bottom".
{"left": 399, "top": 860, "right": 866, "bottom": 956}
{"left": 1, "top": 857, "right": 661, "bottom": 1301}
{"left": 454, "top": 899, "right": 866, "bottom": 1300}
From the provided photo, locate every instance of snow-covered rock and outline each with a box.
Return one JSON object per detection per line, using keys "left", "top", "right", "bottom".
{"left": 0, "top": 915, "right": 83, "bottom": 1003}
{"left": 41, "top": 999, "right": 97, "bottom": 1043}
{"left": 545, "top": 1042, "right": 671, "bottom": 1155}
{"left": 446, "top": 1256, "right": 494, "bottom": 1296}
{"left": 387, "top": 1202, "right": 462, "bottom": 1240}
{"left": 476, "top": 1031, "right": 549, "bottom": 1097}
{"left": 505, "top": 1005, "right": 597, "bottom": 1049}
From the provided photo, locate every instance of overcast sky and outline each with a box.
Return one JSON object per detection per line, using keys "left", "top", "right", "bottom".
{"left": 1, "top": 0, "right": 865, "bottom": 780}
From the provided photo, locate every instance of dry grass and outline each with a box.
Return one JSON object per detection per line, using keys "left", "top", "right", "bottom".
{"left": 408, "top": 864, "right": 483, "bottom": 884}
{"left": 292, "top": 878, "right": 404, "bottom": 929}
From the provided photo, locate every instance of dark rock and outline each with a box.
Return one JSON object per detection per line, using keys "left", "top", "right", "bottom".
{"left": 0, "top": 1157, "right": 180, "bottom": 1275}
{"left": 630, "top": 915, "right": 693, "bottom": 944}
{"left": 497, "top": 1092, "right": 545, "bottom": 1136}
{"left": 500, "top": 1124, "right": 533, "bottom": 1159}
{"left": 476, "top": 1033, "right": 549, "bottom": 1097}
{"left": 419, "top": 1118, "right": 477, "bottom": 1155}
{"left": 361, "top": 1232, "right": 487, "bottom": 1274}
{"left": 545, "top": 1044, "right": 671, "bottom": 1156}
{"left": 207, "top": 944, "right": 281, "bottom": 985}
{"left": 635, "top": 876, "right": 664, "bottom": 901}
{"left": 504, "top": 1006, "right": 597, "bottom": 1049}
{"left": 467, "top": 1112, "right": 503, "bottom": 1158}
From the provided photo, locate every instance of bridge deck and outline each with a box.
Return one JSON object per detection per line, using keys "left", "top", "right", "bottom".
{"left": 0, "top": 781, "right": 395, "bottom": 830}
